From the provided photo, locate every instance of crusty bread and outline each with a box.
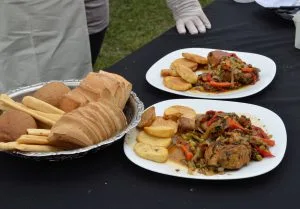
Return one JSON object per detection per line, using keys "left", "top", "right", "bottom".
{"left": 76, "top": 71, "right": 132, "bottom": 110}
{"left": 49, "top": 100, "right": 127, "bottom": 148}
{"left": 98, "top": 71, "right": 132, "bottom": 109}
{"left": 58, "top": 88, "right": 90, "bottom": 112}
{"left": 58, "top": 96, "right": 81, "bottom": 113}
{"left": 33, "top": 82, "right": 70, "bottom": 107}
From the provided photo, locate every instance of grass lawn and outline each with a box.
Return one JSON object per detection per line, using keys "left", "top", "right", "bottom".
{"left": 94, "top": 0, "right": 213, "bottom": 70}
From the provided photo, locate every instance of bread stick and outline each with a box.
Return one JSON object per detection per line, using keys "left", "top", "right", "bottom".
{"left": 0, "top": 94, "right": 55, "bottom": 126}
{"left": 0, "top": 140, "right": 60, "bottom": 152}
{"left": 17, "top": 135, "right": 49, "bottom": 145}
{"left": 0, "top": 142, "right": 18, "bottom": 151}
{"left": 22, "top": 96, "right": 65, "bottom": 115}
{"left": 16, "top": 143, "right": 60, "bottom": 152}
{"left": 27, "top": 129, "right": 51, "bottom": 136}
{"left": 36, "top": 111, "right": 62, "bottom": 122}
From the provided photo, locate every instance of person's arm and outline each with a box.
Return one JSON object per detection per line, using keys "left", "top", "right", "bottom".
{"left": 167, "top": 0, "right": 211, "bottom": 35}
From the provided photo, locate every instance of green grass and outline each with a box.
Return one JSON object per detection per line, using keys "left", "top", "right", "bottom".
{"left": 94, "top": 0, "right": 213, "bottom": 70}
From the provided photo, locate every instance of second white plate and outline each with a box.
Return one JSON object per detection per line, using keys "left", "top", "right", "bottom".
{"left": 146, "top": 48, "right": 276, "bottom": 99}
{"left": 124, "top": 99, "right": 287, "bottom": 180}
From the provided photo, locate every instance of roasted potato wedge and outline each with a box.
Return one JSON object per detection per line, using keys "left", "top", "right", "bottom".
{"left": 170, "top": 58, "right": 198, "bottom": 71}
{"left": 182, "top": 53, "right": 208, "bottom": 65}
{"left": 163, "top": 105, "right": 196, "bottom": 121}
{"left": 134, "top": 142, "right": 168, "bottom": 163}
{"left": 137, "top": 131, "right": 172, "bottom": 147}
{"left": 151, "top": 116, "right": 178, "bottom": 133}
{"left": 144, "top": 126, "right": 176, "bottom": 138}
{"left": 160, "top": 69, "right": 178, "bottom": 77}
{"left": 163, "top": 76, "right": 192, "bottom": 91}
{"left": 172, "top": 63, "right": 198, "bottom": 84}
{"left": 137, "top": 106, "right": 156, "bottom": 128}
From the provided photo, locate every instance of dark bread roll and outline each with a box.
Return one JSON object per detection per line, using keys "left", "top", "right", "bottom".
{"left": 0, "top": 110, "right": 37, "bottom": 142}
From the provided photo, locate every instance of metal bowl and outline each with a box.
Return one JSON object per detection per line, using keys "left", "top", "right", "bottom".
{"left": 5, "top": 80, "right": 144, "bottom": 161}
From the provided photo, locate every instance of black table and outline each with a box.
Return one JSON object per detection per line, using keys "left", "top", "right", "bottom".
{"left": 1, "top": 1, "right": 299, "bottom": 208}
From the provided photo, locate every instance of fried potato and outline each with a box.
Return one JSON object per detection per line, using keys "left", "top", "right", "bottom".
{"left": 161, "top": 69, "right": 178, "bottom": 77}
{"left": 144, "top": 126, "right": 176, "bottom": 138}
{"left": 163, "top": 76, "right": 192, "bottom": 91}
{"left": 172, "top": 63, "right": 198, "bottom": 84}
{"left": 134, "top": 142, "right": 168, "bottom": 163}
{"left": 137, "top": 106, "right": 156, "bottom": 128}
{"left": 163, "top": 105, "right": 196, "bottom": 121}
{"left": 137, "top": 131, "right": 172, "bottom": 147}
{"left": 151, "top": 116, "right": 178, "bottom": 133}
{"left": 171, "top": 58, "right": 198, "bottom": 71}
{"left": 182, "top": 53, "right": 208, "bottom": 65}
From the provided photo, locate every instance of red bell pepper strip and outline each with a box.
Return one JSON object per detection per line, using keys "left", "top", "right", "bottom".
{"left": 226, "top": 117, "right": 247, "bottom": 131}
{"left": 202, "top": 73, "right": 212, "bottom": 82}
{"left": 241, "top": 67, "right": 254, "bottom": 73}
{"left": 256, "top": 147, "right": 274, "bottom": 157}
{"left": 262, "top": 138, "right": 275, "bottom": 147}
{"left": 209, "top": 81, "right": 233, "bottom": 88}
{"left": 180, "top": 145, "right": 193, "bottom": 161}
{"left": 207, "top": 111, "right": 224, "bottom": 127}
{"left": 252, "top": 136, "right": 275, "bottom": 147}
{"left": 207, "top": 114, "right": 218, "bottom": 127}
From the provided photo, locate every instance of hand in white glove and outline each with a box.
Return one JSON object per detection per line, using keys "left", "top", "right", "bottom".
{"left": 167, "top": 0, "right": 211, "bottom": 35}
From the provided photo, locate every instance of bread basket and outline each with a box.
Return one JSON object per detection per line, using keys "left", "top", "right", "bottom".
{"left": 5, "top": 80, "right": 144, "bottom": 161}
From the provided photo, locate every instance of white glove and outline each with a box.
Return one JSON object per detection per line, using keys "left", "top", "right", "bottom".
{"left": 167, "top": 0, "right": 211, "bottom": 35}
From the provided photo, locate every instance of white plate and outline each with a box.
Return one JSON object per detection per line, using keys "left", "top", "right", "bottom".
{"left": 146, "top": 48, "right": 276, "bottom": 99}
{"left": 124, "top": 99, "right": 287, "bottom": 180}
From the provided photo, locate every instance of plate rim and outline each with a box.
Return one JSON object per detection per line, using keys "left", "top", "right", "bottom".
{"left": 145, "top": 47, "right": 277, "bottom": 99}
{"left": 123, "top": 98, "right": 287, "bottom": 180}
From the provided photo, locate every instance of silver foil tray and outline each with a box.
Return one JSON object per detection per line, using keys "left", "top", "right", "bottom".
{"left": 5, "top": 80, "right": 144, "bottom": 161}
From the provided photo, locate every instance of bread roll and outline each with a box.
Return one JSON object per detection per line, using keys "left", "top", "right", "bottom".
{"left": 0, "top": 110, "right": 37, "bottom": 142}
{"left": 58, "top": 88, "right": 90, "bottom": 112}
{"left": 33, "top": 82, "right": 70, "bottom": 107}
